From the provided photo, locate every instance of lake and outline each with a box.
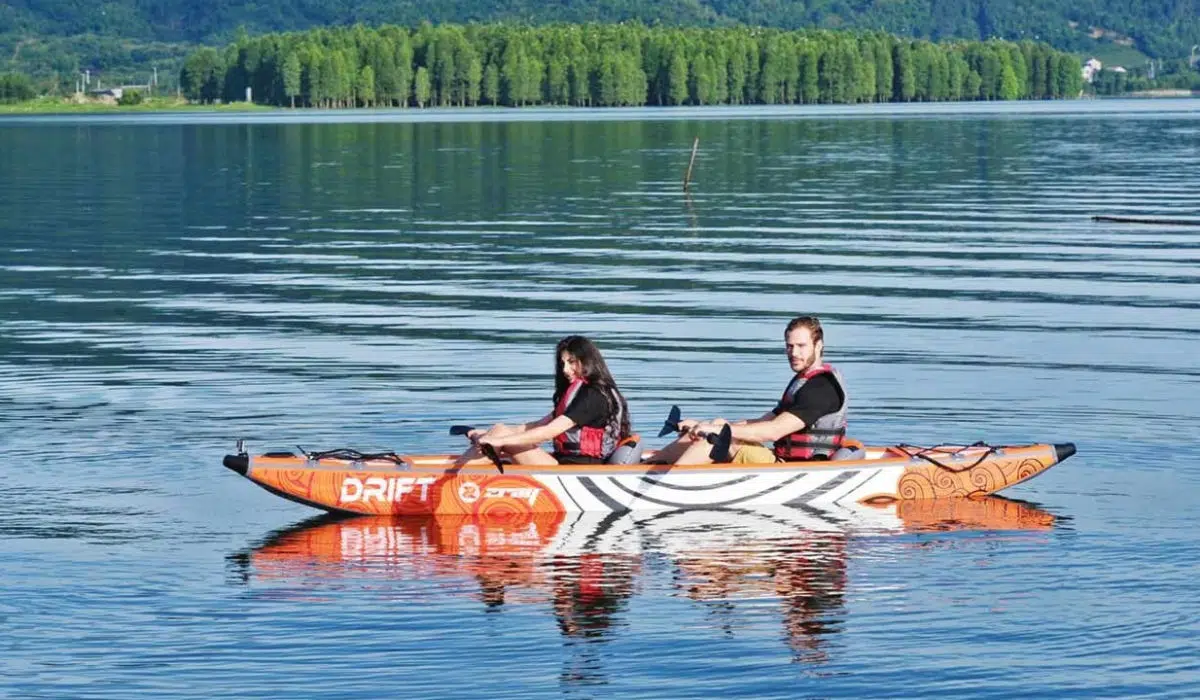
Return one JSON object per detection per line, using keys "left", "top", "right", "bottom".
{"left": 2, "top": 99, "right": 1199, "bottom": 698}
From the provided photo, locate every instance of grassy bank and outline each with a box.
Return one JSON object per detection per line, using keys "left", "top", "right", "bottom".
{"left": 0, "top": 96, "right": 276, "bottom": 114}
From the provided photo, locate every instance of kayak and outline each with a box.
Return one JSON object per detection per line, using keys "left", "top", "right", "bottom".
{"left": 221, "top": 439, "right": 1075, "bottom": 516}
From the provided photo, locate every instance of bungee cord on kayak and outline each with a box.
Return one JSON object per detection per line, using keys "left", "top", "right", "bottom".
{"left": 892, "top": 442, "right": 1000, "bottom": 472}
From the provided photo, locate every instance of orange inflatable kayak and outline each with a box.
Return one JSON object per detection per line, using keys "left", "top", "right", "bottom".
{"left": 222, "top": 439, "right": 1075, "bottom": 517}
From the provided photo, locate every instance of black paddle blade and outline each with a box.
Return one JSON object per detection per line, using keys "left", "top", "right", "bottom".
{"left": 707, "top": 424, "right": 733, "bottom": 463}
{"left": 480, "top": 443, "right": 505, "bottom": 474}
{"left": 657, "top": 405, "right": 682, "bottom": 437}
{"left": 449, "top": 425, "right": 475, "bottom": 436}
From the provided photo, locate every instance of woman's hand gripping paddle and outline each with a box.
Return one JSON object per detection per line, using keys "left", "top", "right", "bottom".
{"left": 448, "top": 425, "right": 505, "bottom": 473}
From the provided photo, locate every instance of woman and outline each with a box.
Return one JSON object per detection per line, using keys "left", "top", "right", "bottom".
{"left": 457, "top": 335, "right": 632, "bottom": 466}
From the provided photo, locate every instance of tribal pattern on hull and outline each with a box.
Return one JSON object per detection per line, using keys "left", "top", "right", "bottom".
{"left": 236, "top": 444, "right": 1061, "bottom": 516}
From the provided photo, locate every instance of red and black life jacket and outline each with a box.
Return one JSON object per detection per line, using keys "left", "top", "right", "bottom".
{"left": 552, "top": 378, "right": 623, "bottom": 460}
{"left": 773, "top": 364, "right": 848, "bottom": 462}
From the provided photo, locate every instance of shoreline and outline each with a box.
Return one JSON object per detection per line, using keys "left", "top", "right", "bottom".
{"left": 1, "top": 95, "right": 1197, "bottom": 124}
{"left": 0, "top": 97, "right": 276, "bottom": 115}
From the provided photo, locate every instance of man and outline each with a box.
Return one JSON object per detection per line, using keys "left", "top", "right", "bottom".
{"left": 655, "top": 315, "right": 847, "bottom": 465}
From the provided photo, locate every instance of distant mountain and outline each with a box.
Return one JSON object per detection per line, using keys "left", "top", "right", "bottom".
{"left": 2, "top": 0, "right": 1198, "bottom": 81}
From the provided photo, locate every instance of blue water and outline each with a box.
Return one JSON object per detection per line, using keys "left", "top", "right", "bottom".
{"left": 2, "top": 100, "right": 1199, "bottom": 698}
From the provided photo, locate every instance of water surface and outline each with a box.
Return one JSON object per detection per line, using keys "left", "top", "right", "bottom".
{"left": 2, "top": 101, "right": 1199, "bottom": 697}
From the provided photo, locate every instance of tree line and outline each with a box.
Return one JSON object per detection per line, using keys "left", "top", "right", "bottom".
{"left": 178, "top": 23, "right": 1085, "bottom": 108}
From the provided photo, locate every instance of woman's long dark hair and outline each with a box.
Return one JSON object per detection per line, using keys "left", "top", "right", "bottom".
{"left": 553, "top": 335, "right": 631, "bottom": 437}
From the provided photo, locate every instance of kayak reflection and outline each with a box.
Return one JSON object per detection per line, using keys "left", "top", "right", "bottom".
{"left": 230, "top": 497, "right": 1058, "bottom": 660}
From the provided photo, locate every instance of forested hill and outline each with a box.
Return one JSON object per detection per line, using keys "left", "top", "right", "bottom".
{"left": 3, "top": 0, "right": 1199, "bottom": 59}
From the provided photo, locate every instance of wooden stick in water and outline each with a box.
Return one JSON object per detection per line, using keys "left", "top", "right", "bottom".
{"left": 1092, "top": 215, "right": 1200, "bottom": 226}
{"left": 683, "top": 137, "right": 699, "bottom": 191}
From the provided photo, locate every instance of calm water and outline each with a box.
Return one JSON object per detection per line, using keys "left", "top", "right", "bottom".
{"left": 2, "top": 100, "right": 1200, "bottom": 698}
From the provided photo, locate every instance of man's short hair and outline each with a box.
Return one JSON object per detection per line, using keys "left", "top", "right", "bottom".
{"left": 785, "top": 315, "right": 823, "bottom": 344}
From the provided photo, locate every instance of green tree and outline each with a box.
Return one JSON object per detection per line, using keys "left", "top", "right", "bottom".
{"left": 1006, "top": 45, "right": 1028, "bottom": 98}
{"left": 1029, "top": 47, "right": 1047, "bottom": 98}
{"left": 482, "top": 62, "right": 500, "bottom": 105}
{"left": 999, "top": 63, "right": 1020, "bottom": 99}
{"left": 180, "top": 47, "right": 225, "bottom": 103}
{"left": 430, "top": 31, "right": 456, "bottom": 106}
{"left": 726, "top": 40, "right": 747, "bottom": 104}
{"left": 117, "top": 89, "right": 144, "bottom": 105}
{"left": 414, "top": 65, "right": 431, "bottom": 107}
{"left": 597, "top": 53, "right": 620, "bottom": 106}
{"left": 547, "top": 55, "right": 569, "bottom": 105}
{"left": 463, "top": 53, "right": 483, "bottom": 106}
{"left": 282, "top": 51, "right": 301, "bottom": 107}
{"left": 893, "top": 42, "right": 916, "bottom": 102}
{"left": 873, "top": 37, "right": 894, "bottom": 101}
{"left": 356, "top": 64, "right": 376, "bottom": 106}
{"left": 947, "top": 51, "right": 969, "bottom": 99}
{"left": 797, "top": 41, "right": 820, "bottom": 103}
{"left": 690, "top": 53, "right": 716, "bottom": 105}
{"left": 394, "top": 33, "right": 415, "bottom": 106}
{"left": 928, "top": 49, "right": 949, "bottom": 101}
{"left": 964, "top": 69, "right": 983, "bottom": 99}
{"left": 856, "top": 40, "right": 877, "bottom": 102}
{"left": 367, "top": 36, "right": 400, "bottom": 106}
{"left": 0, "top": 72, "right": 37, "bottom": 103}
{"left": 618, "top": 53, "right": 647, "bottom": 106}
{"left": 568, "top": 47, "right": 590, "bottom": 106}
{"left": 667, "top": 48, "right": 689, "bottom": 105}
{"left": 1053, "top": 54, "right": 1082, "bottom": 97}
{"left": 761, "top": 33, "right": 797, "bottom": 104}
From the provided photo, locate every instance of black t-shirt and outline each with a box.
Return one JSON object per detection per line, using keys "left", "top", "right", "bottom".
{"left": 772, "top": 373, "right": 844, "bottom": 427}
{"left": 555, "top": 385, "right": 619, "bottom": 464}
{"left": 561, "top": 384, "right": 614, "bottom": 429}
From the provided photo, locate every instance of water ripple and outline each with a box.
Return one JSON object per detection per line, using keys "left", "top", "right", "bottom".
{"left": 2, "top": 106, "right": 1199, "bottom": 697}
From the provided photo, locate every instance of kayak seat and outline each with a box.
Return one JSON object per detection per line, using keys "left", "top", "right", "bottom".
{"left": 607, "top": 434, "right": 644, "bottom": 465}
{"left": 830, "top": 446, "right": 866, "bottom": 461}
{"left": 830, "top": 437, "right": 866, "bottom": 462}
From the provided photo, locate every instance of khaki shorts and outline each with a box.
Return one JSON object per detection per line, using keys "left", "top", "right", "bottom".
{"left": 730, "top": 444, "right": 777, "bottom": 464}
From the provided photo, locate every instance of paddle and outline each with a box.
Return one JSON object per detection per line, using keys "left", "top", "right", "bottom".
{"left": 448, "top": 425, "right": 504, "bottom": 473}
{"left": 707, "top": 424, "right": 733, "bottom": 463}
{"left": 656, "top": 406, "right": 735, "bottom": 463}
{"left": 657, "top": 405, "right": 682, "bottom": 437}
{"left": 480, "top": 443, "right": 505, "bottom": 474}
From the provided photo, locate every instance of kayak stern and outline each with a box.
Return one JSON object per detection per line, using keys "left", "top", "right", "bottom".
{"left": 223, "top": 454, "right": 249, "bottom": 476}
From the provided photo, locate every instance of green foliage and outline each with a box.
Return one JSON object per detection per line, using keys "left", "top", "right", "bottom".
{"left": 117, "top": 88, "right": 145, "bottom": 105}
{"left": 0, "top": 72, "right": 36, "bottom": 102}
{"left": 179, "top": 47, "right": 224, "bottom": 102}
{"left": 282, "top": 51, "right": 301, "bottom": 106}
{"left": 5, "top": 0, "right": 1200, "bottom": 59}
{"left": 413, "top": 66, "right": 431, "bottom": 107}
{"left": 167, "top": 23, "right": 1088, "bottom": 108}
{"left": 3, "top": 0, "right": 1198, "bottom": 93}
